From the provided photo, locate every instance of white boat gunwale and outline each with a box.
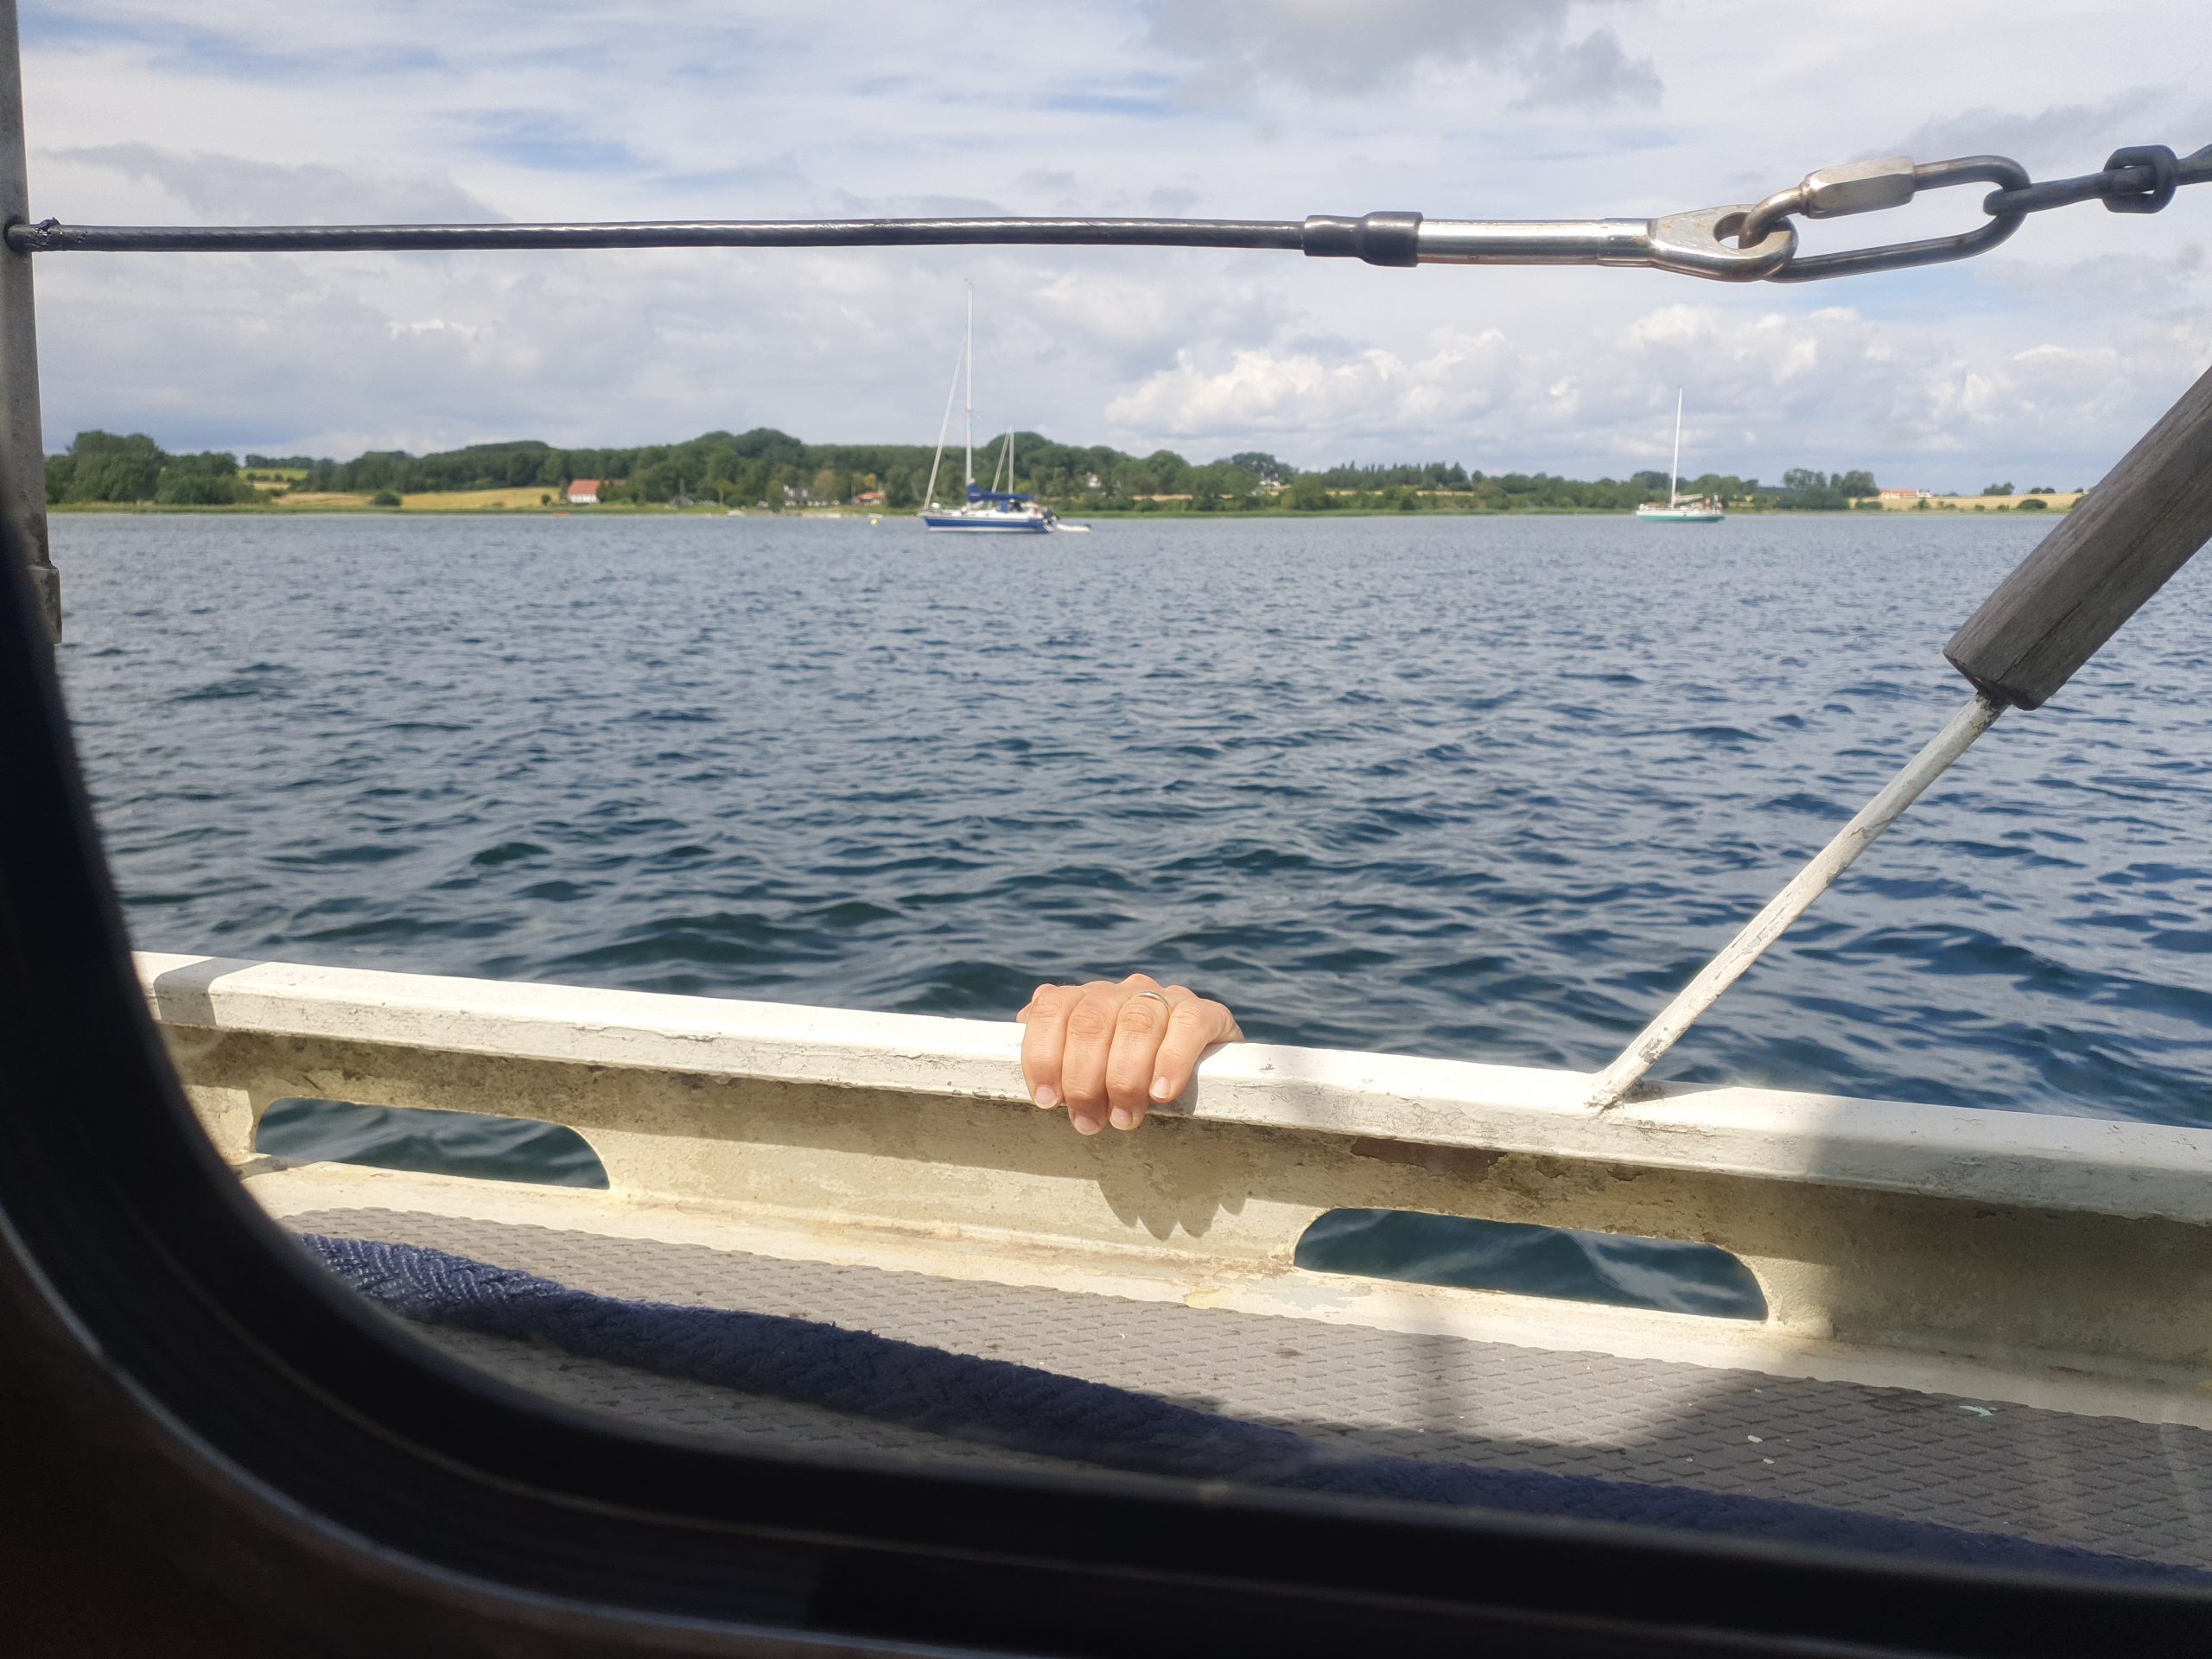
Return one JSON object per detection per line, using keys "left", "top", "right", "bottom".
{"left": 142, "top": 952, "right": 2212, "bottom": 1410}
{"left": 138, "top": 951, "right": 2212, "bottom": 1226}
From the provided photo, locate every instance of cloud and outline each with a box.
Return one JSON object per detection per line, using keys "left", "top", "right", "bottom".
{"left": 52, "top": 143, "right": 504, "bottom": 224}
{"left": 1100, "top": 290, "right": 2212, "bottom": 485}
{"left": 1512, "top": 28, "right": 1661, "bottom": 111}
{"left": 1900, "top": 87, "right": 2212, "bottom": 172}
{"left": 1105, "top": 327, "right": 1522, "bottom": 441}
{"left": 1147, "top": 0, "right": 1662, "bottom": 110}
{"left": 461, "top": 111, "right": 646, "bottom": 175}
{"left": 17, "top": 0, "right": 2212, "bottom": 486}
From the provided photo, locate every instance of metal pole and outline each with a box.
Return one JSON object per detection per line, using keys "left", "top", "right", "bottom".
{"left": 1586, "top": 692, "right": 2003, "bottom": 1109}
{"left": 963, "top": 281, "right": 974, "bottom": 493}
{"left": 1669, "top": 389, "right": 1682, "bottom": 508}
{"left": 0, "top": 0, "right": 54, "bottom": 642}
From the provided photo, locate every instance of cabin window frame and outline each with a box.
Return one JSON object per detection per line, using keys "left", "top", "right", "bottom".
{"left": 3, "top": 537, "right": 2206, "bottom": 1656}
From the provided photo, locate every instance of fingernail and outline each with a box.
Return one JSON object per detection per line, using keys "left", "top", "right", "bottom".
{"left": 1071, "top": 1113, "right": 1103, "bottom": 1135}
{"left": 1150, "top": 1076, "right": 1173, "bottom": 1102}
{"left": 1109, "top": 1107, "right": 1135, "bottom": 1131}
{"left": 1033, "top": 1084, "right": 1060, "bottom": 1109}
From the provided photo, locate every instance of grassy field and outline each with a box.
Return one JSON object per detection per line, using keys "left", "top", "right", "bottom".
{"left": 1864, "top": 493, "right": 2082, "bottom": 512}
{"left": 272, "top": 486, "right": 563, "bottom": 509}
{"left": 395, "top": 486, "right": 561, "bottom": 511}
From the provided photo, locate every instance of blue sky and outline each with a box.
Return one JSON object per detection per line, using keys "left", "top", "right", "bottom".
{"left": 18, "top": 1, "right": 2212, "bottom": 487}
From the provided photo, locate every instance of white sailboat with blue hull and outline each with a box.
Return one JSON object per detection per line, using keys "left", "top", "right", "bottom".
{"left": 1636, "top": 389, "right": 1725, "bottom": 523}
{"left": 918, "top": 286, "right": 1085, "bottom": 533}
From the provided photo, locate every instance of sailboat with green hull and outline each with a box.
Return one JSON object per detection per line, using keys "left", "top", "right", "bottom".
{"left": 1637, "top": 389, "right": 1724, "bottom": 522}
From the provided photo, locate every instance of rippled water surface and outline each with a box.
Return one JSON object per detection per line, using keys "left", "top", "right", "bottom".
{"left": 53, "top": 511, "right": 2212, "bottom": 1127}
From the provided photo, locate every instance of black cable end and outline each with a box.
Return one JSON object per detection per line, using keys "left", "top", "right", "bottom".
{"left": 1302, "top": 211, "right": 1422, "bottom": 267}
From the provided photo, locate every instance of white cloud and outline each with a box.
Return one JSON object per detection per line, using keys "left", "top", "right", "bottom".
{"left": 1102, "top": 289, "right": 2212, "bottom": 486}
{"left": 1154, "top": 0, "right": 1578, "bottom": 89}
{"left": 1900, "top": 88, "right": 2212, "bottom": 174}
{"left": 1105, "top": 327, "right": 1520, "bottom": 442}
{"left": 16, "top": 0, "right": 2212, "bottom": 483}
{"left": 53, "top": 143, "right": 503, "bottom": 223}
{"left": 1513, "top": 27, "right": 1662, "bottom": 112}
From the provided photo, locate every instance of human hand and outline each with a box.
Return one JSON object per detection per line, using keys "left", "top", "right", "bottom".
{"left": 1015, "top": 974, "right": 1243, "bottom": 1135}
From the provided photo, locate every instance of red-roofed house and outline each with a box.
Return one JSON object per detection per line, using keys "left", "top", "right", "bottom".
{"left": 566, "top": 479, "right": 602, "bottom": 505}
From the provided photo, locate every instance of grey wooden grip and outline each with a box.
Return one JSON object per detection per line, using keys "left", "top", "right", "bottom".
{"left": 1946, "top": 359, "right": 2212, "bottom": 709}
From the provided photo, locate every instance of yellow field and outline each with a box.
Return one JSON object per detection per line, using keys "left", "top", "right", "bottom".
{"left": 270, "top": 486, "right": 555, "bottom": 509}
{"left": 1865, "top": 493, "right": 2082, "bottom": 512}
{"left": 398, "top": 487, "right": 559, "bottom": 511}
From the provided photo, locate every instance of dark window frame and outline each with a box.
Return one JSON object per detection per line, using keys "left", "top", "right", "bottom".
{"left": 3, "top": 537, "right": 2205, "bottom": 1656}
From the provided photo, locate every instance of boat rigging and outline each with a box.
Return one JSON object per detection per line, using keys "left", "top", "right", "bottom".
{"left": 4, "top": 115, "right": 2209, "bottom": 1099}
{"left": 918, "top": 284, "right": 1083, "bottom": 534}
{"left": 14, "top": 145, "right": 2204, "bottom": 283}
{"left": 1634, "top": 390, "right": 1723, "bottom": 523}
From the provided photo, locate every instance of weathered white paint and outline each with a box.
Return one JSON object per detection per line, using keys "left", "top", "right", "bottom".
{"left": 139, "top": 950, "right": 2212, "bottom": 1225}
{"left": 1589, "top": 692, "right": 2005, "bottom": 1109}
{"left": 247, "top": 1161, "right": 2212, "bottom": 1430}
{"left": 137, "top": 951, "right": 2212, "bottom": 1388}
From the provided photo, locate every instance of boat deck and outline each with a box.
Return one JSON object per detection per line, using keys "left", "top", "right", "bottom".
{"left": 293, "top": 1203, "right": 2212, "bottom": 1570}
{"left": 149, "top": 952, "right": 2212, "bottom": 1578}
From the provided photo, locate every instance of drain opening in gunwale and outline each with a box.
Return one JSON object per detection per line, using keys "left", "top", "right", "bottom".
{"left": 255, "top": 1097, "right": 609, "bottom": 1189}
{"left": 1294, "top": 1208, "right": 1766, "bottom": 1320}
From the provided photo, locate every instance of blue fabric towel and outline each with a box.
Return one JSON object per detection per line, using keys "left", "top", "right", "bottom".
{"left": 303, "top": 1232, "right": 2209, "bottom": 1586}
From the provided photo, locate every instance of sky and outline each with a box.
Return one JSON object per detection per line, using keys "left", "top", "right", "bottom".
{"left": 17, "top": 1, "right": 2212, "bottom": 488}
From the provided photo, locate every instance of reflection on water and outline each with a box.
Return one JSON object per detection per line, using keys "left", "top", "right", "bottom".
{"left": 257, "top": 1096, "right": 607, "bottom": 1187}
{"left": 1295, "top": 1208, "right": 1768, "bottom": 1319}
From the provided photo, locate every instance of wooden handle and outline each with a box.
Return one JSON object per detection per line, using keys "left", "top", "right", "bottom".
{"left": 1946, "top": 359, "right": 2212, "bottom": 709}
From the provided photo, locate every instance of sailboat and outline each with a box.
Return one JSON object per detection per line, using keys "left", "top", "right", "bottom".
{"left": 1635, "top": 390, "right": 1725, "bottom": 522}
{"left": 918, "top": 286, "right": 1082, "bottom": 533}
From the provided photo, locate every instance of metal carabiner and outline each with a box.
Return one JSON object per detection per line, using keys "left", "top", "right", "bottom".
{"left": 1743, "top": 154, "right": 2032, "bottom": 283}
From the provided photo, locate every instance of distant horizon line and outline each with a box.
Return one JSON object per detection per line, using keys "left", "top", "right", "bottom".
{"left": 51, "top": 425, "right": 1950, "bottom": 492}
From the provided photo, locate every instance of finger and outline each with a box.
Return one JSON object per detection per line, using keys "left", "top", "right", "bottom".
{"left": 1104, "top": 989, "right": 1177, "bottom": 1130}
{"left": 1147, "top": 995, "right": 1241, "bottom": 1108}
{"left": 1018, "top": 984, "right": 1077, "bottom": 1110}
{"left": 1058, "top": 981, "right": 1129, "bottom": 1135}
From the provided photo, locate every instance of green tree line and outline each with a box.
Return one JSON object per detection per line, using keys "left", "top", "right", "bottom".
{"left": 48, "top": 428, "right": 1882, "bottom": 512}
{"left": 45, "top": 431, "right": 262, "bottom": 505}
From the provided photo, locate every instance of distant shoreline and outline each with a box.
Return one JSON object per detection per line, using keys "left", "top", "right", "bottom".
{"left": 48, "top": 499, "right": 2075, "bottom": 519}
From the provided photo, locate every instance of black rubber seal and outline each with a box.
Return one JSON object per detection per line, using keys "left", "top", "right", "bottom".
{"left": 1302, "top": 211, "right": 1423, "bottom": 267}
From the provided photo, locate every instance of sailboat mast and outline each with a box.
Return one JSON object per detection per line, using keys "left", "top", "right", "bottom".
{"left": 1669, "top": 388, "right": 1683, "bottom": 508}
{"left": 921, "top": 334, "right": 963, "bottom": 511}
{"left": 963, "top": 283, "right": 975, "bottom": 493}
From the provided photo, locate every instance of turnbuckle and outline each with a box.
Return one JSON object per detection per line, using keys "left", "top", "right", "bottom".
{"left": 1737, "top": 154, "right": 2033, "bottom": 282}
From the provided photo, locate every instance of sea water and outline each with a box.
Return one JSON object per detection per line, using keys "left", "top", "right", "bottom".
{"left": 50, "top": 512, "right": 2212, "bottom": 1297}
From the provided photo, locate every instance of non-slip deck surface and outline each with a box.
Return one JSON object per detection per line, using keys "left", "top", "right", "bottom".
{"left": 291, "top": 1206, "right": 2212, "bottom": 1568}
